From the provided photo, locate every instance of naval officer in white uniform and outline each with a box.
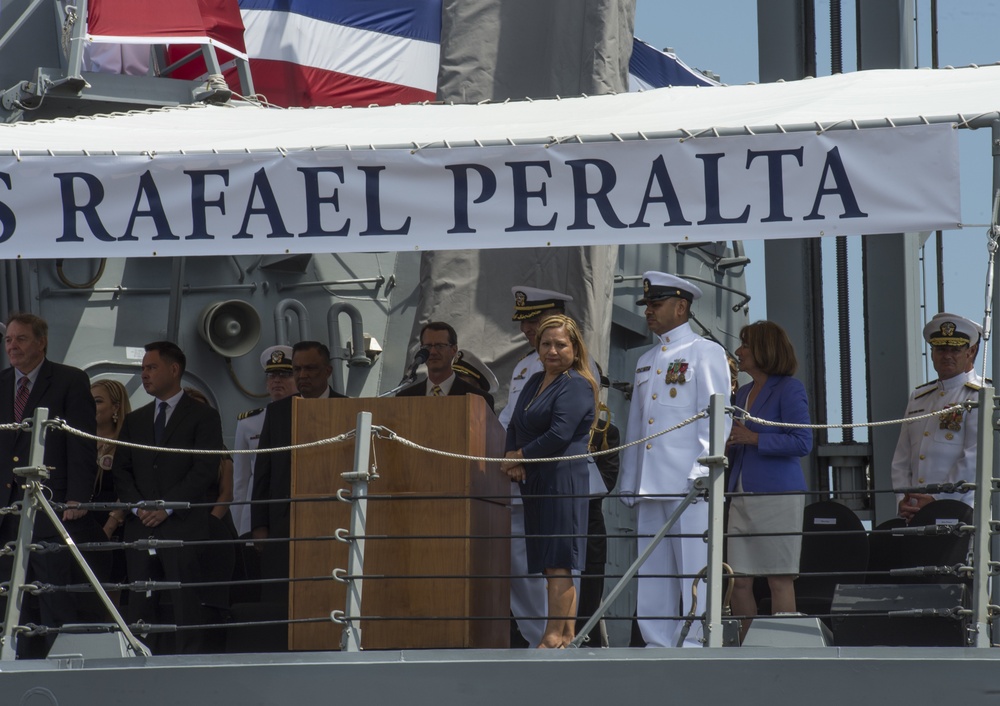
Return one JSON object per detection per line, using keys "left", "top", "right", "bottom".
{"left": 232, "top": 345, "right": 297, "bottom": 537}
{"left": 891, "top": 312, "right": 984, "bottom": 521}
{"left": 619, "top": 272, "right": 732, "bottom": 648}
{"left": 499, "top": 286, "right": 573, "bottom": 647}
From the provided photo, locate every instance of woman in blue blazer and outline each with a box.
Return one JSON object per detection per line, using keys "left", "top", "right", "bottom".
{"left": 726, "top": 321, "right": 812, "bottom": 638}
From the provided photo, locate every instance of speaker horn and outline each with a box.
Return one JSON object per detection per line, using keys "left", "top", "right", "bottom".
{"left": 198, "top": 300, "right": 261, "bottom": 358}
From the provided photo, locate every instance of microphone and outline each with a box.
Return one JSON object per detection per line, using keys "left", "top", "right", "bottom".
{"left": 407, "top": 347, "right": 430, "bottom": 379}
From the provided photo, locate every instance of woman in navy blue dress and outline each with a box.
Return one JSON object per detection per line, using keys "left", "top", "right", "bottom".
{"left": 501, "top": 314, "right": 597, "bottom": 648}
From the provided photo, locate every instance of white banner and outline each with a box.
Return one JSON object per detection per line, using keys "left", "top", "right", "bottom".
{"left": 0, "top": 124, "right": 959, "bottom": 259}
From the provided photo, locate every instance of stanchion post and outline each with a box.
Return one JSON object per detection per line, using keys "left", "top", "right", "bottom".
{"left": 703, "top": 393, "right": 728, "bottom": 648}
{"left": 33, "top": 482, "right": 150, "bottom": 656}
{"left": 1, "top": 407, "right": 48, "bottom": 661}
{"left": 339, "top": 411, "right": 373, "bottom": 652}
{"left": 971, "top": 387, "right": 994, "bottom": 647}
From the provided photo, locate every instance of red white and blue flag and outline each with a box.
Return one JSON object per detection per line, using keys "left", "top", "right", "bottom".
{"left": 237, "top": 0, "right": 441, "bottom": 107}
{"left": 628, "top": 37, "right": 719, "bottom": 90}
{"left": 85, "top": 2, "right": 714, "bottom": 107}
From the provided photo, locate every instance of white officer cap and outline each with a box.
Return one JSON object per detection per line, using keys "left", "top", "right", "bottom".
{"left": 923, "top": 313, "right": 982, "bottom": 347}
{"left": 636, "top": 271, "right": 702, "bottom": 305}
{"left": 452, "top": 350, "right": 500, "bottom": 395}
{"left": 260, "top": 345, "right": 294, "bottom": 373}
{"left": 510, "top": 286, "right": 573, "bottom": 321}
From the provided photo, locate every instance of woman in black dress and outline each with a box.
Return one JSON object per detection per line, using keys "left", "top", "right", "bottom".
{"left": 502, "top": 314, "right": 598, "bottom": 648}
{"left": 92, "top": 379, "right": 131, "bottom": 539}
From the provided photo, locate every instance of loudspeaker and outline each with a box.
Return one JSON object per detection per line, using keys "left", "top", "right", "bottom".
{"left": 198, "top": 300, "right": 261, "bottom": 357}
{"left": 831, "top": 583, "right": 968, "bottom": 647}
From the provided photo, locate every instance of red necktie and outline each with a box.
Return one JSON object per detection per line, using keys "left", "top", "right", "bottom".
{"left": 13, "top": 377, "right": 29, "bottom": 423}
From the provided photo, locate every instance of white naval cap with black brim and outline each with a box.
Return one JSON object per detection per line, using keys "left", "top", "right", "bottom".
{"left": 636, "top": 271, "right": 703, "bottom": 306}
{"left": 510, "top": 286, "right": 573, "bottom": 321}
{"left": 923, "top": 313, "right": 982, "bottom": 347}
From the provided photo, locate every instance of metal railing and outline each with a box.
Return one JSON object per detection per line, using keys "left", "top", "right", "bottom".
{"left": 0, "top": 387, "right": 995, "bottom": 655}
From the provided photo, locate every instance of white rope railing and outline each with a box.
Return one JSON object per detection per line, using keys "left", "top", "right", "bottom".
{"left": 734, "top": 399, "right": 978, "bottom": 431}
{"left": 375, "top": 411, "right": 707, "bottom": 464}
{"left": 49, "top": 397, "right": 980, "bottom": 466}
{"left": 52, "top": 418, "right": 355, "bottom": 455}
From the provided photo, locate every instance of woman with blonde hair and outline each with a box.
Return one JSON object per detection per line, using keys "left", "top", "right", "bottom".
{"left": 81, "top": 378, "right": 132, "bottom": 609}
{"left": 501, "top": 314, "right": 598, "bottom": 648}
{"left": 91, "top": 379, "right": 131, "bottom": 539}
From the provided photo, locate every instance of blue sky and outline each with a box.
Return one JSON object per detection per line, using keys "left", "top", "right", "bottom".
{"left": 634, "top": 0, "right": 1000, "bottom": 437}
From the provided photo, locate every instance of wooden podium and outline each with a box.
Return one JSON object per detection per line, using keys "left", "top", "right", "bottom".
{"left": 287, "top": 395, "right": 510, "bottom": 650}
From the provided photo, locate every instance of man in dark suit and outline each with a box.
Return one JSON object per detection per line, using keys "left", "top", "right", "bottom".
{"left": 396, "top": 322, "right": 495, "bottom": 411}
{"left": 0, "top": 313, "right": 96, "bottom": 656}
{"left": 112, "top": 341, "right": 224, "bottom": 654}
{"left": 251, "top": 341, "right": 347, "bottom": 617}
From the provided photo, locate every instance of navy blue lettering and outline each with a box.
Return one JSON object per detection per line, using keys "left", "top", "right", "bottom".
{"left": 804, "top": 146, "right": 869, "bottom": 220}
{"left": 566, "top": 159, "right": 627, "bottom": 230}
{"left": 186, "top": 169, "right": 229, "bottom": 239}
{"left": 0, "top": 173, "right": 14, "bottom": 244}
{"left": 124, "top": 170, "right": 175, "bottom": 241}
{"left": 505, "top": 161, "right": 556, "bottom": 232}
{"left": 298, "top": 167, "right": 349, "bottom": 237}
{"left": 446, "top": 164, "right": 496, "bottom": 234}
{"left": 697, "top": 153, "right": 750, "bottom": 225}
{"left": 630, "top": 155, "right": 692, "bottom": 227}
{"left": 358, "top": 166, "right": 410, "bottom": 236}
{"left": 746, "top": 147, "right": 803, "bottom": 223}
{"left": 234, "top": 168, "right": 292, "bottom": 239}
{"left": 54, "top": 172, "right": 114, "bottom": 242}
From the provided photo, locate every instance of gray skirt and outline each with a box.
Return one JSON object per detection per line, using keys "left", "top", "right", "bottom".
{"left": 727, "top": 489, "right": 805, "bottom": 576}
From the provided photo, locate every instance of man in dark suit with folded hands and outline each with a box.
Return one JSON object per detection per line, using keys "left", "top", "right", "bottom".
{"left": 0, "top": 313, "right": 96, "bottom": 657}
{"left": 113, "top": 340, "right": 224, "bottom": 654}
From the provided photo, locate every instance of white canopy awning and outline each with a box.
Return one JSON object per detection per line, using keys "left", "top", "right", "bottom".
{"left": 0, "top": 66, "right": 992, "bottom": 259}
{"left": 1, "top": 65, "right": 999, "bottom": 154}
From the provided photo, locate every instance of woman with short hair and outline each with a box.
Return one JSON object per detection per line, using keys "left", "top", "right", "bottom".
{"left": 727, "top": 320, "right": 813, "bottom": 640}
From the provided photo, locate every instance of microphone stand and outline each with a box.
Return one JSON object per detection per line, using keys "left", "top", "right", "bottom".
{"left": 379, "top": 374, "right": 418, "bottom": 397}
{"left": 379, "top": 348, "right": 429, "bottom": 397}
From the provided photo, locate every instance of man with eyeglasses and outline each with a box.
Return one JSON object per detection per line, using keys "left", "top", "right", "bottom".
{"left": 396, "top": 322, "right": 494, "bottom": 411}
{"left": 251, "top": 341, "right": 346, "bottom": 635}
{"left": 891, "top": 313, "right": 984, "bottom": 521}
{"left": 232, "top": 346, "right": 297, "bottom": 539}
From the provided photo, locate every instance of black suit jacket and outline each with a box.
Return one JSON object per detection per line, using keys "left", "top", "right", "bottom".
{"left": 112, "top": 392, "right": 224, "bottom": 541}
{"left": 251, "top": 387, "right": 346, "bottom": 537}
{"left": 396, "top": 377, "right": 495, "bottom": 412}
{"left": 0, "top": 359, "right": 96, "bottom": 539}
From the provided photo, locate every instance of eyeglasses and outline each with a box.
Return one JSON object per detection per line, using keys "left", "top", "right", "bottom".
{"left": 266, "top": 371, "right": 294, "bottom": 379}
{"left": 421, "top": 343, "right": 455, "bottom": 351}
